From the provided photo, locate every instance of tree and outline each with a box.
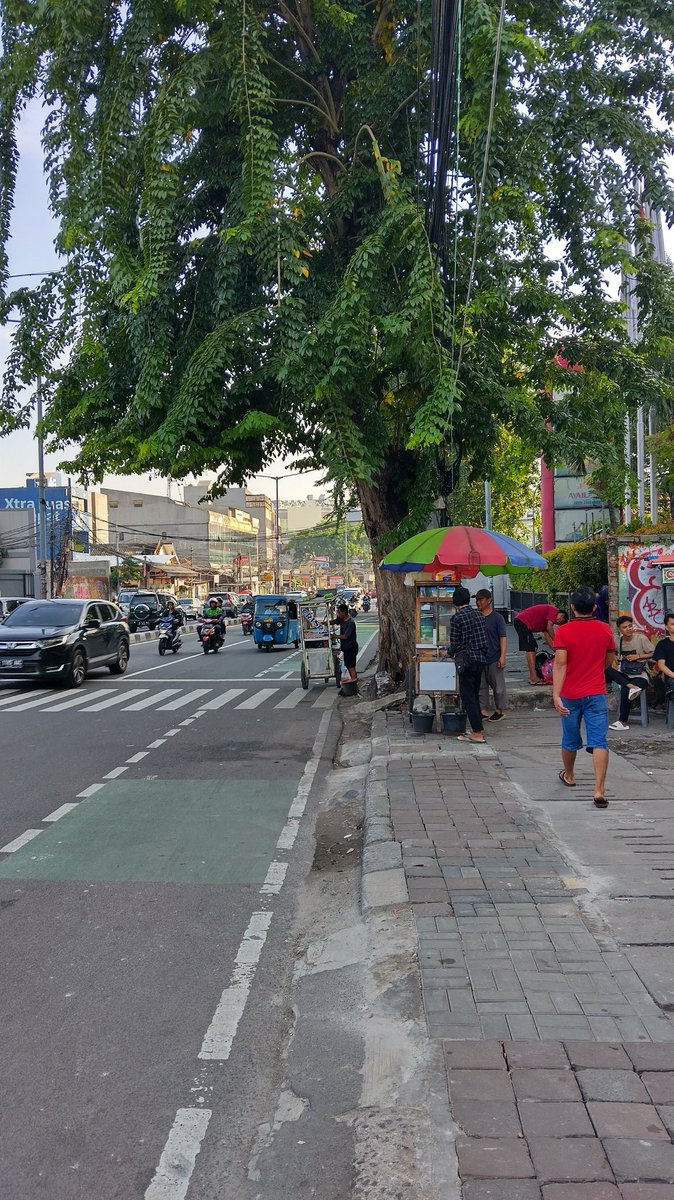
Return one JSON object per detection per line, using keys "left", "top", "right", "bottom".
{"left": 1, "top": 0, "right": 674, "bottom": 677}
{"left": 285, "top": 519, "right": 370, "bottom": 573}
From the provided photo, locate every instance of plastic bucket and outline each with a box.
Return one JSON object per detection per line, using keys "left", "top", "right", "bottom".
{"left": 441, "top": 710, "right": 467, "bottom": 735}
{"left": 340, "top": 681, "right": 358, "bottom": 697}
{"left": 411, "top": 712, "right": 434, "bottom": 734}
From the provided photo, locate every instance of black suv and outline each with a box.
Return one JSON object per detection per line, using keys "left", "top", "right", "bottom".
{"left": 0, "top": 599, "right": 130, "bottom": 688}
{"left": 118, "top": 590, "right": 159, "bottom": 632}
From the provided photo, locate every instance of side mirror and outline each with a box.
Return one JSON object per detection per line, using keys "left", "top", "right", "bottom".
{"left": 85, "top": 618, "right": 101, "bottom": 629}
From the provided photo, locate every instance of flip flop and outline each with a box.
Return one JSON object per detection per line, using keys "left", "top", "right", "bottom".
{"left": 593, "top": 797, "right": 609, "bottom": 809}
{"left": 558, "top": 770, "right": 576, "bottom": 787}
{"left": 457, "top": 734, "right": 486, "bottom": 744}
{"left": 528, "top": 680, "right": 546, "bottom": 686}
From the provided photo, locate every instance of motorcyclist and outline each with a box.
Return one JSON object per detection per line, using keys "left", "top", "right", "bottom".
{"left": 159, "top": 600, "right": 184, "bottom": 649}
{"left": 200, "top": 595, "right": 225, "bottom": 643}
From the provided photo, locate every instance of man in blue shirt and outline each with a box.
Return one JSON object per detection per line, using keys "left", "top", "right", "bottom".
{"left": 476, "top": 588, "right": 508, "bottom": 722}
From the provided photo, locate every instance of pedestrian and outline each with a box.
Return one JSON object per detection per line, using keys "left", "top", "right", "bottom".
{"left": 596, "top": 581, "right": 610, "bottom": 623}
{"left": 552, "top": 584, "right": 616, "bottom": 809}
{"left": 333, "top": 602, "right": 359, "bottom": 685}
{"left": 475, "top": 588, "right": 507, "bottom": 722}
{"left": 607, "top": 615, "right": 653, "bottom": 731}
{"left": 446, "top": 585, "right": 489, "bottom": 744}
{"left": 514, "top": 602, "right": 568, "bottom": 685}
{"left": 654, "top": 612, "right": 674, "bottom": 707}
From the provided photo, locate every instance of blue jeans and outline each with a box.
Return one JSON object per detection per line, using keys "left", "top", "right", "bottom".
{"left": 560, "top": 694, "right": 609, "bottom": 752}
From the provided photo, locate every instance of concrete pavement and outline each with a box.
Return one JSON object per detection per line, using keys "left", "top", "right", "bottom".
{"left": 359, "top": 695, "right": 674, "bottom": 1196}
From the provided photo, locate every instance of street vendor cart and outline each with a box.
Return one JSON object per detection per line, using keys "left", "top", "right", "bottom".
{"left": 298, "top": 598, "right": 341, "bottom": 689}
{"left": 381, "top": 524, "right": 547, "bottom": 731}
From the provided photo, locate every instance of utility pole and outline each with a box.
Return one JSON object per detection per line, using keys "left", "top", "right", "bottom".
{"left": 484, "top": 481, "right": 493, "bottom": 530}
{"left": 344, "top": 525, "right": 349, "bottom": 585}
{"left": 36, "top": 375, "right": 48, "bottom": 599}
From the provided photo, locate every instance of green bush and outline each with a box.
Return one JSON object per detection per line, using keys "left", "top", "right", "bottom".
{"left": 515, "top": 539, "right": 608, "bottom": 598}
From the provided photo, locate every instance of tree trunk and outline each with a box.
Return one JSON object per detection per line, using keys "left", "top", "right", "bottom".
{"left": 358, "top": 475, "right": 417, "bottom": 684}
{"left": 608, "top": 502, "right": 619, "bottom": 531}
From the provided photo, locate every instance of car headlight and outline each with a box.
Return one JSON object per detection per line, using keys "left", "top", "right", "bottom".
{"left": 255, "top": 621, "right": 262, "bottom": 628}
{"left": 40, "top": 635, "right": 69, "bottom": 647}
{"left": 276, "top": 621, "right": 284, "bottom": 628}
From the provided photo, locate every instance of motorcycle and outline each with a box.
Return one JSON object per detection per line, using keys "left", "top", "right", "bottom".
{"left": 362, "top": 596, "right": 371, "bottom": 613}
{"left": 240, "top": 610, "right": 254, "bottom": 635}
{"left": 158, "top": 616, "right": 183, "bottom": 656}
{"left": 201, "top": 617, "right": 224, "bottom": 654}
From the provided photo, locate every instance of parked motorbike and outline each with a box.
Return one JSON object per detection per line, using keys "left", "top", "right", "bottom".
{"left": 201, "top": 617, "right": 224, "bottom": 654}
{"left": 158, "top": 617, "right": 183, "bottom": 656}
{"left": 240, "top": 611, "right": 253, "bottom": 635}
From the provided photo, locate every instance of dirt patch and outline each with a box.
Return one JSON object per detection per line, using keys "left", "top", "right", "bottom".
{"left": 312, "top": 798, "right": 363, "bottom": 873}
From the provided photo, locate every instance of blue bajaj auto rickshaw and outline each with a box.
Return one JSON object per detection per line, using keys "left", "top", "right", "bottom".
{"left": 253, "top": 596, "right": 300, "bottom": 651}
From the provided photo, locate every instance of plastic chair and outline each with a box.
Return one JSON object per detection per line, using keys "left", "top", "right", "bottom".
{"left": 629, "top": 687, "right": 650, "bottom": 729}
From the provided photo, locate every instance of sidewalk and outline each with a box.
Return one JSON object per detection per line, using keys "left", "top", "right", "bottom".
{"left": 363, "top": 702, "right": 674, "bottom": 1196}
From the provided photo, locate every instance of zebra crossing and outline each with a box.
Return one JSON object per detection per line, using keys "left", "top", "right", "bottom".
{"left": 0, "top": 682, "right": 337, "bottom": 716}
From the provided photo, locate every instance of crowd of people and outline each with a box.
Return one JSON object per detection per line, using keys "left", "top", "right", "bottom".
{"left": 445, "top": 586, "right": 674, "bottom": 807}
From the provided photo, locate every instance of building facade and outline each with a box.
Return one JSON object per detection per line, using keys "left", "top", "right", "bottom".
{"left": 183, "top": 483, "right": 274, "bottom": 577}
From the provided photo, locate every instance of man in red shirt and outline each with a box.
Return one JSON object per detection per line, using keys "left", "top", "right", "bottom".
{"left": 515, "top": 602, "right": 567, "bottom": 684}
{"left": 553, "top": 586, "right": 616, "bottom": 808}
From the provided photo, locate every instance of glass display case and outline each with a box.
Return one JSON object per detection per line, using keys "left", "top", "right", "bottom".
{"left": 413, "top": 581, "right": 459, "bottom": 695}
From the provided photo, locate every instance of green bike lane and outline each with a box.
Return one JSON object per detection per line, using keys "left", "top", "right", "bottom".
{"left": 0, "top": 633, "right": 343, "bottom": 1199}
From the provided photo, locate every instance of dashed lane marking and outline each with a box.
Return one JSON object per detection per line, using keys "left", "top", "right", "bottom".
{"left": 198, "top": 911, "right": 273, "bottom": 1061}
{"left": 43, "top": 803, "right": 79, "bottom": 823}
{"left": 0, "top": 829, "right": 42, "bottom": 853}
{"left": 144, "top": 1106, "right": 212, "bottom": 1200}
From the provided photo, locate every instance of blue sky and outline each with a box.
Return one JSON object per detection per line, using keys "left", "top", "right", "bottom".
{"left": 1, "top": 98, "right": 672, "bottom": 503}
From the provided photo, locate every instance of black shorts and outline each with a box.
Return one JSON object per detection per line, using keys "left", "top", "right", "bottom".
{"left": 514, "top": 617, "right": 537, "bottom": 653}
{"left": 343, "top": 645, "right": 358, "bottom": 669}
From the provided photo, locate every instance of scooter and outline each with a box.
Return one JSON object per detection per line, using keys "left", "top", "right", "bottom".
{"left": 362, "top": 596, "right": 371, "bottom": 613}
{"left": 158, "top": 617, "right": 183, "bottom": 656}
{"left": 201, "top": 617, "right": 224, "bottom": 654}
{"left": 240, "top": 611, "right": 254, "bottom": 635}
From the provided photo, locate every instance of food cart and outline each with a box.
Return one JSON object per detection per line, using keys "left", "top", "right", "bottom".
{"left": 405, "top": 571, "right": 462, "bottom": 727}
{"left": 298, "top": 599, "right": 341, "bottom": 689}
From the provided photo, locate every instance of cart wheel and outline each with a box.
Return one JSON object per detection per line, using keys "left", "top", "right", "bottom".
{"left": 301, "top": 661, "right": 309, "bottom": 690}
{"left": 407, "top": 663, "right": 415, "bottom": 723}
{"left": 294, "top": 639, "right": 299, "bottom": 649}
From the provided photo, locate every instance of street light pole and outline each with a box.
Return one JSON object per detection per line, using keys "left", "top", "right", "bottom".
{"left": 275, "top": 476, "right": 280, "bottom": 594}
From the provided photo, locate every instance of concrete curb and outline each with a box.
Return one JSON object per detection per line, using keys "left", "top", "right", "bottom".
{"left": 361, "top": 710, "right": 410, "bottom": 913}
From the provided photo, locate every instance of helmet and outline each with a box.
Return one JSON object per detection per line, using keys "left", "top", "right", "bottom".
{"left": 167, "top": 600, "right": 175, "bottom": 609}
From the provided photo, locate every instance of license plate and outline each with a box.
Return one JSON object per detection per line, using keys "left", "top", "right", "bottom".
{"left": 0, "top": 658, "right": 24, "bottom": 668}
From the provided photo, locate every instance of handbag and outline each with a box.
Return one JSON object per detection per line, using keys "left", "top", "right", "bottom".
{"left": 454, "top": 648, "right": 475, "bottom": 675}
{"left": 619, "top": 636, "right": 648, "bottom": 677}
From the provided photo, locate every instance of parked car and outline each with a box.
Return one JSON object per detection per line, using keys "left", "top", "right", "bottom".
{"left": 0, "top": 598, "right": 130, "bottom": 687}
{"left": 116, "top": 589, "right": 179, "bottom": 632}
{"left": 0, "top": 596, "right": 34, "bottom": 621}
{"left": 177, "top": 598, "right": 198, "bottom": 620}
{"left": 209, "top": 591, "right": 239, "bottom": 618}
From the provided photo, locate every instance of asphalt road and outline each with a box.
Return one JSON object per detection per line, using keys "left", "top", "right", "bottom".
{"left": 0, "top": 615, "right": 378, "bottom": 1200}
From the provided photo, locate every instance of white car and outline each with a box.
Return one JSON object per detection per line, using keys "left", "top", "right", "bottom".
{"left": 178, "top": 598, "right": 198, "bottom": 620}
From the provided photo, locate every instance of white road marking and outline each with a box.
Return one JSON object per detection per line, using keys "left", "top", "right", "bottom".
{"left": 5, "top": 691, "right": 82, "bottom": 712}
{"left": 0, "top": 688, "right": 50, "bottom": 707}
{"left": 157, "top": 689, "right": 211, "bottom": 711}
{"left": 274, "top": 688, "right": 307, "bottom": 709}
{"left": 43, "top": 803, "right": 79, "bottom": 822}
{"left": 199, "top": 912, "right": 273, "bottom": 1060}
{"left": 77, "top": 783, "right": 105, "bottom": 798}
{"left": 144, "top": 1106, "right": 211, "bottom": 1200}
{"left": 234, "top": 688, "right": 278, "bottom": 710}
{"left": 200, "top": 689, "right": 245, "bottom": 710}
{"left": 260, "top": 862, "right": 288, "bottom": 895}
{"left": 102, "top": 766, "right": 128, "bottom": 780}
{"left": 276, "top": 708, "right": 332, "bottom": 851}
{"left": 164, "top": 728, "right": 181, "bottom": 736}
{"left": 124, "top": 689, "right": 180, "bottom": 711}
{"left": 79, "top": 689, "right": 148, "bottom": 712}
{"left": 1, "top": 828, "right": 42, "bottom": 853}
{"left": 44, "top": 688, "right": 116, "bottom": 712}
{"left": 312, "top": 688, "right": 336, "bottom": 708}
{"left": 126, "top": 751, "right": 149, "bottom": 763}
{"left": 147, "top": 739, "right": 166, "bottom": 749}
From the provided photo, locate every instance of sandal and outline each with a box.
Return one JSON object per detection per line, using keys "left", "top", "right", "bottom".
{"left": 558, "top": 770, "right": 576, "bottom": 788}
{"left": 457, "top": 734, "right": 486, "bottom": 744}
{"left": 528, "top": 680, "right": 546, "bottom": 686}
{"left": 593, "top": 796, "right": 609, "bottom": 809}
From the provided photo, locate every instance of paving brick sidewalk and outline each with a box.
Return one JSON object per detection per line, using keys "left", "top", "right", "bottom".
{"left": 372, "top": 708, "right": 674, "bottom": 1195}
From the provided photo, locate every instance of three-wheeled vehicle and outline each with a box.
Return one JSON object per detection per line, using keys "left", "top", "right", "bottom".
{"left": 298, "top": 599, "right": 341, "bottom": 688}
{"left": 253, "top": 595, "right": 300, "bottom": 651}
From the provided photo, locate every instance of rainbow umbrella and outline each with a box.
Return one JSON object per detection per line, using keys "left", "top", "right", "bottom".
{"left": 380, "top": 525, "right": 546, "bottom": 578}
